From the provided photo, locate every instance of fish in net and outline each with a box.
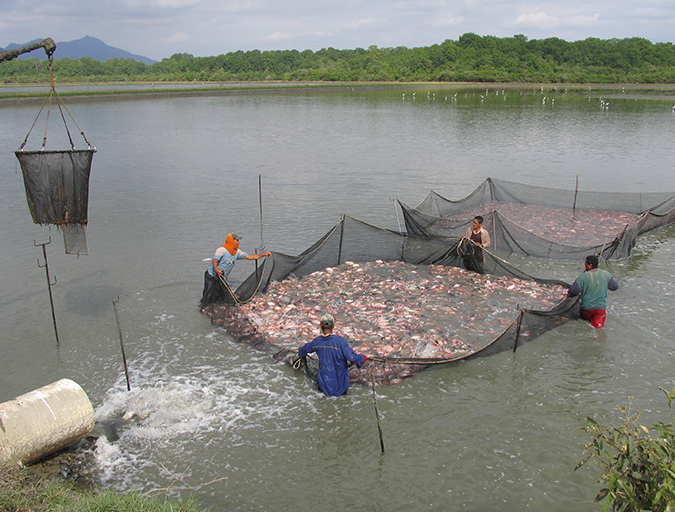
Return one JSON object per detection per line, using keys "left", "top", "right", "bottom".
{"left": 205, "top": 259, "right": 568, "bottom": 386}
{"left": 399, "top": 178, "right": 675, "bottom": 259}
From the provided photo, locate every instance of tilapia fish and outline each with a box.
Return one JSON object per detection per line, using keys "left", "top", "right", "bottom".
{"left": 429, "top": 202, "right": 640, "bottom": 246}
{"left": 207, "top": 260, "right": 567, "bottom": 385}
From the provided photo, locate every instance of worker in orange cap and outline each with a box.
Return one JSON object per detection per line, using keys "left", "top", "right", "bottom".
{"left": 200, "top": 233, "right": 271, "bottom": 308}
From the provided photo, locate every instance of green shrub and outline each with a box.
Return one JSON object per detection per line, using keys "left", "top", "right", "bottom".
{"left": 577, "top": 385, "right": 675, "bottom": 512}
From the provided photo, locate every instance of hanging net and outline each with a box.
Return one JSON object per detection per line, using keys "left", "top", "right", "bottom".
{"left": 398, "top": 178, "right": 675, "bottom": 260}
{"left": 14, "top": 52, "right": 95, "bottom": 255}
{"left": 201, "top": 215, "right": 579, "bottom": 386}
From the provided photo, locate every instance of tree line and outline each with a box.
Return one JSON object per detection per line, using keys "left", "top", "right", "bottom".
{"left": 2, "top": 33, "right": 675, "bottom": 84}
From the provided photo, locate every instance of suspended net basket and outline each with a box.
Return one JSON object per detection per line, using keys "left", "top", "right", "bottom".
{"left": 201, "top": 215, "right": 580, "bottom": 386}
{"left": 398, "top": 178, "right": 675, "bottom": 260}
{"left": 14, "top": 53, "right": 96, "bottom": 255}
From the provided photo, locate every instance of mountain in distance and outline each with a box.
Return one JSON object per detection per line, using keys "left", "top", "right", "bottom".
{"left": 2, "top": 36, "right": 155, "bottom": 64}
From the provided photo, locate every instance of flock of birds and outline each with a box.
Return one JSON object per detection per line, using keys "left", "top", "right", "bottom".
{"left": 400, "top": 86, "right": 675, "bottom": 112}
{"left": 402, "top": 87, "right": 509, "bottom": 102}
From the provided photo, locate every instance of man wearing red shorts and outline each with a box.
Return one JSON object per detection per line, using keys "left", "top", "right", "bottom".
{"left": 568, "top": 255, "right": 619, "bottom": 328}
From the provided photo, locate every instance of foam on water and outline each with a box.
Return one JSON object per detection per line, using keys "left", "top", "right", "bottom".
{"left": 91, "top": 339, "right": 321, "bottom": 493}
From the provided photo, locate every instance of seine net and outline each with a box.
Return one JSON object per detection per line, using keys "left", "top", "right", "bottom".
{"left": 398, "top": 178, "right": 675, "bottom": 260}
{"left": 202, "top": 215, "right": 579, "bottom": 386}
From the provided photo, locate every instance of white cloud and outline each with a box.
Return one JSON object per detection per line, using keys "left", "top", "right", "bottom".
{"left": 263, "top": 32, "right": 292, "bottom": 41}
{"left": 346, "top": 18, "right": 382, "bottom": 29}
{"left": 513, "top": 12, "right": 561, "bottom": 29}
{"left": 155, "top": 0, "right": 200, "bottom": 7}
{"left": 432, "top": 17, "right": 464, "bottom": 27}
{"left": 167, "top": 32, "right": 190, "bottom": 43}
{"left": 2, "top": 0, "right": 674, "bottom": 61}
{"left": 563, "top": 13, "right": 601, "bottom": 27}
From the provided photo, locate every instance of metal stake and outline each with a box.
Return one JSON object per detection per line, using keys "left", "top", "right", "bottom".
{"left": 112, "top": 297, "right": 131, "bottom": 391}
{"left": 35, "top": 237, "right": 59, "bottom": 347}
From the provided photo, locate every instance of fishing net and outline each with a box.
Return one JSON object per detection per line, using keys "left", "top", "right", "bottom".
{"left": 16, "top": 149, "right": 94, "bottom": 223}
{"left": 202, "top": 215, "right": 579, "bottom": 386}
{"left": 398, "top": 178, "right": 675, "bottom": 260}
{"left": 14, "top": 55, "right": 95, "bottom": 255}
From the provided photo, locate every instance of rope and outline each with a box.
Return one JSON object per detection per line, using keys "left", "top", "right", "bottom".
{"left": 42, "top": 75, "right": 53, "bottom": 150}
{"left": 393, "top": 197, "right": 402, "bottom": 233}
{"left": 292, "top": 355, "right": 305, "bottom": 370}
{"left": 17, "top": 94, "right": 51, "bottom": 150}
{"left": 217, "top": 255, "right": 270, "bottom": 306}
{"left": 17, "top": 54, "right": 95, "bottom": 152}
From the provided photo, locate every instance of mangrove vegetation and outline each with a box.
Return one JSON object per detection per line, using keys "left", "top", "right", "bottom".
{"left": 2, "top": 33, "right": 675, "bottom": 85}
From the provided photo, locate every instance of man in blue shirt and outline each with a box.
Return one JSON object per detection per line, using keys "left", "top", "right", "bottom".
{"left": 296, "top": 314, "right": 368, "bottom": 397}
{"left": 568, "top": 255, "right": 619, "bottom": 328}
{"left": 200, "top": 233, "right": 271, "bottom": 308}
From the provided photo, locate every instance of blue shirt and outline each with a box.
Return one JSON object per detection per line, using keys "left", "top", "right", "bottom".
{"left": 298, "top": 334, "right": 365, "bottom": 397}
{"left": 207, "top": 247, "right": 247, "bottom": 279}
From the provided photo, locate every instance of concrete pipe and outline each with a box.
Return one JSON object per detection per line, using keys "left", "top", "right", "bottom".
{"left": 0, "top": 379, "right": 95, "bottom": 465}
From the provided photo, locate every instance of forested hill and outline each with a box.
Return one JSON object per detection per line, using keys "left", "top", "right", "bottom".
{"left": 2, "top": 33, "right": 675, "bottom": 84}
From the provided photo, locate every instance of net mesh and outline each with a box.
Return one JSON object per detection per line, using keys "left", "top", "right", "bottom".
{"left": 15, "top": 149, "right": 95, "bottom": 255}
{"left": 398, "top": 178, "right": 675, "bottom": 260}
{"left": 202, "top": 215, "right": 580, "bottom": 386}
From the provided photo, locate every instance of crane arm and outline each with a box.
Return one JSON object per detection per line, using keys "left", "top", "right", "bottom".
{"left": 0, "top": 38, "right": 56, "bottom": 64}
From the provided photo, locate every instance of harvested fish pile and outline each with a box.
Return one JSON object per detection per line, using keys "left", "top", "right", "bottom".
{"left": 207, "top": 260, "right": 567, "bottom": 385}
{"left": 428, "top": 202, "right": 640, "bottom": 245}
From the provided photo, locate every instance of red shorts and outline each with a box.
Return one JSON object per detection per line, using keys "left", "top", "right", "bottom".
{"left": 580, "top": 309, "right": 607, "bottom": 329}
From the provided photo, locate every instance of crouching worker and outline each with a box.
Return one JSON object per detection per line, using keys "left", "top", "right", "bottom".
{"left": 294, "top": 314, "right": 367, "bottom": 397}
{"left": 568, "top": 255, "right": 619, "bottom": 329}
{"left": 200, "top": 233, "right": 272, "bottom": 309}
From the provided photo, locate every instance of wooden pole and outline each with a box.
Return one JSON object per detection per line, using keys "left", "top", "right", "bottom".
{"left": 256, "top": 174, "right": 264, "bottom": 273}
{"left": 572, "top": 171, "right": 579, "bottom": 217}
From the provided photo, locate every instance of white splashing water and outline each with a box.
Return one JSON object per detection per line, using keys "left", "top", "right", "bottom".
{"left": 91, "top": 329, "right": 320, "bottom": 493}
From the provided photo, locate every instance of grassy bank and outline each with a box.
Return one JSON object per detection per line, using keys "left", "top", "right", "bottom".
{"left": 0, "top": 461, "right": 206, "bottom": 512}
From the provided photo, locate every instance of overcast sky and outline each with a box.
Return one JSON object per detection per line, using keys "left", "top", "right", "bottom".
{"left": 2, "top": 0, "right": 674, "bottom": 62}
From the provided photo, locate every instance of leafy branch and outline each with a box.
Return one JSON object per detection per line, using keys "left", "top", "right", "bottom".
{"left": 576, "top": 386, "right": 675, "bottom": 512}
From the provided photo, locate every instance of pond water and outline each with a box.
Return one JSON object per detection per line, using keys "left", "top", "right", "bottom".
{"left": 1, "top": 84, "right": 675, "bottom": 511}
